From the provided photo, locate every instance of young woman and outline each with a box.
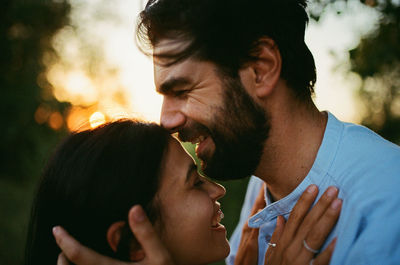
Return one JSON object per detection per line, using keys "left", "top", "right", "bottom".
{"left": 25, "top": 119, "right": 339, "bottom": 265}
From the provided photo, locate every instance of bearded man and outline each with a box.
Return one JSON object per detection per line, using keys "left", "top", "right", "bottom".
{"left": 54, "top": 0, "right": 400, "bottom": 264}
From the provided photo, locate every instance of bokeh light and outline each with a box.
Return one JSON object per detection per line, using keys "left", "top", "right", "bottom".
{"left": 39, "top": 0, "right": 380, "bottom": 133}
{"left": 89, "top": 111, "right": 106, "bottom": 128}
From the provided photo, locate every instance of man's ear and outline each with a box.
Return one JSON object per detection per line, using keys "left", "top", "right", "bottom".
{"left": 107, "top": 221, "right": 146, "bottom": 261}
{"left": 240, "top": 37, "right": 282, "bottom": 99}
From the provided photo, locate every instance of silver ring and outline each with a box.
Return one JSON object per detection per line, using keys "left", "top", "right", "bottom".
{"left": 268, "top": 242, "right": 277, "bottom": 248}
{"left": 303, "top": 239, "right": 319, "bottom": 254}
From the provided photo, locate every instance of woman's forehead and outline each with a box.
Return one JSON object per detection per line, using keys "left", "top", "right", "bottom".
{"left": 159, "top": 137, "right": 194, "bottom": 181}
{"left": 165, "top": 136, "right": 193, "bottom": 164}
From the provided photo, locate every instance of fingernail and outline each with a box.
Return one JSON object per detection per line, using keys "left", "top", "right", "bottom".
{"left": 330, "top": 198, "right": 342, "bottom": 210}
{"left": 132, "top": 205, "right": 145, "bottom": 222}
{"left": 52, "top": 226, "right": 60, "bottom": 236}
{"left": 330, "top": 238, "right": 337, "bottom": 249}
{"left": 307, "top": 184, "right": 317, "bottom": 193}
{"left": 276, "top": 215, "right": 282, "bottom": 225}
{"left": 326, "top": 186, "right": 338, "bottom": 197}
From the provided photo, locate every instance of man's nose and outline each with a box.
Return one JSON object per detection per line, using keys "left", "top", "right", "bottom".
{"left": 160, "top": 96, "right": 186, "bottom": 132}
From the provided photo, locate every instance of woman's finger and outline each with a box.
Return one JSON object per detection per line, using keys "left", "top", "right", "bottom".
{"left": 250, "top": 184, "right": 266, "bottom": 216}
{"left": 311, "top": 238, "right": 337, "bottom": 265}
{"left": 264, "top": 215, "right": 286, "bottom": 265}
{"left": 278, "top": 185, "right": 318, "bottom": 246}
{"left": 292, "top": 186, "right": 339, "bottom": 249}
{"left": 53, "top": 226, "right": 127, "bottom": 265}
{"left": 234, "top": 225, "right": 260, "bottom": 265}
{"left": 263, "top": 186, "right": 341, "bottom": 265}
{"left": 296, "top": 198, "right": 341, "bottom": 262}
{"left": 234, "top": 185, "right": 265, "bottom": 265}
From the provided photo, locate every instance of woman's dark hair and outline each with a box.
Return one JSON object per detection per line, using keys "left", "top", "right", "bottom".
{"left": 137, "top": 0, "right": 316, "bottom": 101}
{"left": 25, "top": 119, "right": 170, "bottom": 264}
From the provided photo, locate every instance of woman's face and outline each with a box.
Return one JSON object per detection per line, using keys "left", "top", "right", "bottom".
{"left": 156, "top": 138, "right": 230, "bottom": 265}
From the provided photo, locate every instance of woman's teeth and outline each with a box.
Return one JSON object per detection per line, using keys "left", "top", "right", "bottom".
{"left": 212, "top": 209, "right": 224, "bottom": 227}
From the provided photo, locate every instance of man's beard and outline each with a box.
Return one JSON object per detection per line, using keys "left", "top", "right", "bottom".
{"left": 180, "top": 72, "right": 270, "bottom": 181}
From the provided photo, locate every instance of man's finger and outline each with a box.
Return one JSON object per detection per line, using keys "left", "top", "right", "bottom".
{"left": 128, "top": 205, "right": 172, "bottom": 264}
{"left": 53, "top": 226, "right": 127, "bottom": 265}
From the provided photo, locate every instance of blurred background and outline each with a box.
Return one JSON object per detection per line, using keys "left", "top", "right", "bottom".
{"left": 1, "top": 0, "right": 399, "bottom": 264}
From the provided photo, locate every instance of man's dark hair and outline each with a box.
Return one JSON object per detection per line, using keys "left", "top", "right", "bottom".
{"left": 25, "top": 120, "right": 170, "bottom": 264}
{"left": 137, "top": 0, "right": 316, "bottom": 100}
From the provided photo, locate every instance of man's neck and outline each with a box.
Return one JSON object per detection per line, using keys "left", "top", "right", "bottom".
{"left": 255, "top": 101, "right": 327, "bottom": 201}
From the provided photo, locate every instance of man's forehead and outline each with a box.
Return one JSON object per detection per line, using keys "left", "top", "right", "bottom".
{"left": 153, "top": 38, "right": 191, "bottom": 65}
{"left": 153, "top": 41, "right": 196, "bottom": 84}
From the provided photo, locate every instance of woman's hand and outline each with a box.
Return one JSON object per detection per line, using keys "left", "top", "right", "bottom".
{"left": 235, "top": 184, "right": 342, "bottom": 265}
{"left": 234, "top": 184, "right": 267, "bottom": 265}
{"left": 53, "top": 205, "right": 174, "bottom": 265}
{"left": 265, "top": 185, "right": 341, "bottom": 265}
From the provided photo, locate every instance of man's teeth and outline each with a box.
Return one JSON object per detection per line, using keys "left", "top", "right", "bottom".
{"left": 192, "top": 135, "right": 206, "bottom": 144}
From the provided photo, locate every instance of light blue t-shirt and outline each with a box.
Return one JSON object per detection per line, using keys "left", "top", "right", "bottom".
{"left": 227, "top": 112, "right": 400, "bottom": 265}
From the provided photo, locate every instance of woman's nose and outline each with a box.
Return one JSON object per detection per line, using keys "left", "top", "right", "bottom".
{"left": 208, "top": 180, "right": 226, "bottom": 200}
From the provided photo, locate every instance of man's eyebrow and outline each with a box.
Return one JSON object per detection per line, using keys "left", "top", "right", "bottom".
{"left": 157, "top": 77, "right": 192, "bottom": 95}
{"left": 185, "top": 163, "right": 197, "bottom": 183}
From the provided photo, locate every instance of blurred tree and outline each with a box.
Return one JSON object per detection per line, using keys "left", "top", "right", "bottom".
{"left": 0, "top": 0, "right": 71, "bottom": 264}
{"left": 310, "top": 0, "right": 400, "bottom": 144}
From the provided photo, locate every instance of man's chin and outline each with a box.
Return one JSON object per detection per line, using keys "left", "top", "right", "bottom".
{"left": 196, "top": 150, "right": 213, "bottom": 168}
{"left": 202, "top": 151, "right": 259, "bottom": 181}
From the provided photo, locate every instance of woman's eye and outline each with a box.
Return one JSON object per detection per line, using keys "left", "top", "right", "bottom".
{"left": 194, "top": 177, "right": 205, "bottom": 187}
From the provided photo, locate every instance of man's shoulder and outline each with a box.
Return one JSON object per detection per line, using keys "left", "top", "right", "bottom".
{"left": 333, "top": 120, "right": 400, "bottom": 170}
{"left": 326, "top": 118, "right": 400, "bottom": 196}
{"left": 339, "top": 119, "right": 399, "bottom": 151}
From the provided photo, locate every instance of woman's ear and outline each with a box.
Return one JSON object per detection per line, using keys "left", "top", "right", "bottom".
{"left": 106, "top": 221, "right": 125, "bottom": 252}
{"left": 240, "top": 37, "right": 282, "bottom": 99}
{"left": 107, "top": 220, "right": 146, "bottom": 261}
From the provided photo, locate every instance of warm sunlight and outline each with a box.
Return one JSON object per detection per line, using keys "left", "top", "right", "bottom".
{"left": 47, "top": 66, "right": 98, "bottom": 107}
{"left": 44, "top": 0, "right": 379, "bottom": 131}
{"left": 66, "top": 106, "right": 94, "bottom": 131}
{"left": 89, "top": 111, "right": 106, "bottom": 128}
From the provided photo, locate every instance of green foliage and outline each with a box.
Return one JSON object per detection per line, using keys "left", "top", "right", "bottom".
{"left": 311, "top": 0, "right": 400, "bottom": 144}
{"left": 0, "top": 0, "right": 71, "bottom": 263}
{"left": 349, "top": 2, "right": 400, "bottom": 143}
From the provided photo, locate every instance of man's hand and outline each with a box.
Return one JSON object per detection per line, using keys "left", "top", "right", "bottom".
{"left": 53, "top": 205, "right": 174, "bottom": 265}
